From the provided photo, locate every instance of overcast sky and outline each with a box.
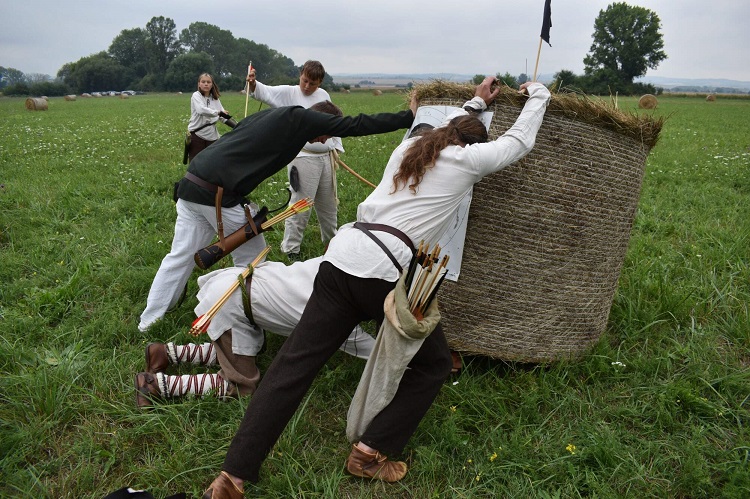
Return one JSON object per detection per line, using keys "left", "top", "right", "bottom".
{"left": 2, "top": 0, "right": 749, "bottom": 82}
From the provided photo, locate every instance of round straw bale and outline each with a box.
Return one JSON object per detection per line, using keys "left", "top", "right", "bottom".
{"left": 81, "top": 93, "right": 92, "bottom": 98}
{"left": 64, "top": 94, "right": 76, "bottom": 101}
{"left": 25, "top": 97, "right": 48, "bottom": 111}
{"left": 638, "top": 94, "right": 658, "bottom": 109}
{"left": 706, "top": 94, "right": 716, "bottom": 102}
{"left": 412, "top": 81, "right": 663, "bottom": 363}
{"left": 119, "top": 93, "right": 129, "bottom": 99}
{"left": 372, "top": 89, "right": 383, "bottom": 96}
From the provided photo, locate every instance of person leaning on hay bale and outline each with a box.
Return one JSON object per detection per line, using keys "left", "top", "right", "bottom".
{"left": 134, "top": 257, "right": 376, "bottom": 407}
{"left": 200, "top": 76, "right": 551, "bottom": 497}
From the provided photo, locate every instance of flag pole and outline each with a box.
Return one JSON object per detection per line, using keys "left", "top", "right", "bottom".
{"left": 244, "top": 60, "right": 252, "bottom": 117}
{"left": 532, "top": 37, "right": 543, "bottom": 81}
{"left": 534, "top": 0, "right": 552, "bottom": 82}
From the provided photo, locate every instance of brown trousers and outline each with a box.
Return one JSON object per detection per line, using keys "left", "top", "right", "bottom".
{"left": 214, "top": 329, "right": 260, "bottom": 397}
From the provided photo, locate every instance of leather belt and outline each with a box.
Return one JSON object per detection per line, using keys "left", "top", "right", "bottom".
{"left": 353, "top": 222, "right": 415, "bottom": 272}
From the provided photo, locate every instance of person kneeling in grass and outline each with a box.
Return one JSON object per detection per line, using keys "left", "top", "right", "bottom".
{"left": 134, "top": 256, "right": 376, "bottom": 407}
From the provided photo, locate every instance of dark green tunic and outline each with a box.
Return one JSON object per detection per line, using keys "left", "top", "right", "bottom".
{"left": 177, "top": 105, "right": 414, "bottom": 207}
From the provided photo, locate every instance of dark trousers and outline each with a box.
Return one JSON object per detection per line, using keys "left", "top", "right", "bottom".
{"left": 222, "top": 262, "right": 453, "bottom": 483}
{"left": 188, "top": 133, "right": 214, "bottom": 162}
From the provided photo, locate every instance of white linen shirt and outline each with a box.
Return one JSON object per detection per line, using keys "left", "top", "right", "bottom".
{"left": 324, "top": 83, "right": 551, "bottom": 282}
{"left": 188, "top": 91, "right": 224, "bottom": 141}
{"left": 251, "top": 81, "right": 344, "bottom": 154}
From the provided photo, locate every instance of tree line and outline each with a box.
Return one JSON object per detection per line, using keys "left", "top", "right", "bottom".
{"left": 3, "top": 4, "right": 671, "bottom": 97}
{"left": 1, "top": 16, "right": 333, "bottom": 97}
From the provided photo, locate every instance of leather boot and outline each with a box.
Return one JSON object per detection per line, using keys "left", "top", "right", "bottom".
{"left": 345, "top": 444, "right": 408, "bottom": 482}
{"left": 145, "top": 343, "right": 169, "bottom": 373}
{"left": 202, "top": 471, "right": 243, "bottom": 499}
{"left": 134, "top": 372, "right": 161, "bottom": 408}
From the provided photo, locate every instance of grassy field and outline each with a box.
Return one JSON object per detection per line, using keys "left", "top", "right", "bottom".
{"left": 0, "top": 90, "right": 748, "bottom": 498}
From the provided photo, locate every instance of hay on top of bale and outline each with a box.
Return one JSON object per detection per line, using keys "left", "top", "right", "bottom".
{"left": 409, "top": 80, "right": 662, "bottom": 149}
{"left": 638, "top": 93, "right": 658, "bottom": 109}
{"left": 405, "top": 80, "right": 663, "bottom": 363}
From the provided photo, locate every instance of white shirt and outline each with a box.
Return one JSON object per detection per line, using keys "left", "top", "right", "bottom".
{"left": 188, "top": 91, "right": 224, "bottom": 141}
{"left": 324, "top": 83, "right": 552, "bottom": 282}
{"left": 251, "top": 81, "right": 343, "bottom": 154}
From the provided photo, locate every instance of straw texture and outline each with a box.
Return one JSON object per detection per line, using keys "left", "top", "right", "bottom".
{"left": 413, "top": 82, "right": 662, "bottom": 362}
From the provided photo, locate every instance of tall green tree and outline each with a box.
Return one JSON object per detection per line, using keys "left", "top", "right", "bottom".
{"left": 179, "top": 22, "right": 236, "bottom": 77}
{"left": 164, "top": 52, "right": 215, "bottom": 92}
{"left": 109, "top": 28, "right": 149, "bottom": 79}
{"left": 551, "top": 69, "right": 580, "bottom": 91}
{"left": 63, "top": 52, "right": 132, "bottom": 93}
{"left": 1, "top": 67, "right": 26, "bottom": 87}
{"left": 583, "top": 2, "right": 666, "bottom": 84}
{"left": 145, "top": 16, "right": 182, "bottom": 74}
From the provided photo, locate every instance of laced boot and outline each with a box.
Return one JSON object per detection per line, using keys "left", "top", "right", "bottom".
{"left": 345, "top": 444, "right": 408, "bottom": 482}
{"left": 158, "top": 372, "right": 234, "bottom": 400}
{"left": 134, "top": 372, "right": 161, "bottom": 408}
{"left": 147, "top": 342, "right": 217, "bottom": 373}
{"left": 135, "top": 371, "right": 234, "bottom": 408}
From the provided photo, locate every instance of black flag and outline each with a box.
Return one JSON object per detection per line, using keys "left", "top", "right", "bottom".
{"left": 541, "top": 0, "right": 552, "bottom": 46}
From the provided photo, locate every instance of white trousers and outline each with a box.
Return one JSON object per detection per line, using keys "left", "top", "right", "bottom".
{"left": 195, "top": 259, "right": 376, "bottom": 360}
{"left": 139, "top": 199, "right": 267, "bottom": 332}
{"left": 280, "top": 154, "right": 338, "bottom": 254}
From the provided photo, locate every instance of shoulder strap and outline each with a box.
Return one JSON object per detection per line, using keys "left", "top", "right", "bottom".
{"left": 353, "top": 222, "right": 415, "bottom": 273}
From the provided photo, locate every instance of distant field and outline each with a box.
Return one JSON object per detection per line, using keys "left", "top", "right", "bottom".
{"left": 0, "top": 92, "right": 748, "bottom": 497}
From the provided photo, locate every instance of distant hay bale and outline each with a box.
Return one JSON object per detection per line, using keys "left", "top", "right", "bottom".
{"left": 706, "top": 94, "right": 716, "bottom": 102}
{"left": 119, "top": 93, "right": 129, "bottom": 99}
{"left": 25, "top": 98, "right": 48, "bottom": 111}
{"left": 372, "top": 89, "right": 383, "bottom": 96}
{"left": 81, "top": 93, "right": 92, "bottom": 98}
{"left": 64, "top": 95, "right": 76, "bottom": 101}
{"left": 411, "top": 81, "right": 663, "bottom": 363}
{"left": 638, "top": 94, "right": 658, "bottom": 109}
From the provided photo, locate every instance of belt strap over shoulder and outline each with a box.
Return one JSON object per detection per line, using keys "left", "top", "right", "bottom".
{"left": 353, "top": 222, "right": 415, "bottom": 273}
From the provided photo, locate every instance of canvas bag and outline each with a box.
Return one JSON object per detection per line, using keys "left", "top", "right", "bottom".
{"left": 346, "top": 270, "right": 441, "bottom": 442}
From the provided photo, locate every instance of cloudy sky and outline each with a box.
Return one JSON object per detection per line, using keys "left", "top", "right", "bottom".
{"left": 2, "top": 0, "right": 749, "bottom": 82}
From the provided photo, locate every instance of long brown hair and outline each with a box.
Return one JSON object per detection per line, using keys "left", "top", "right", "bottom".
{"left": 392, "top": 114, "right": 489, "bottom": 194}
{"left": 198, "top": 73, "right": 221, "bottom": 100}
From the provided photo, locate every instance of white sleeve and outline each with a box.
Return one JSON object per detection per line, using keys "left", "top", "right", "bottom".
{"left": 469, "top": 83, "right": 551, "bottom": 177}
{"left": 251, "top": 81, "right": 293, "bottom": 108}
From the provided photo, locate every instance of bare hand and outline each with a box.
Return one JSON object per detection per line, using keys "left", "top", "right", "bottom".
{"left": 474, "top": 76, "right": 501, "bottom": 106}
{"left": 246, "top": 69, "right": 257, "bottom": 91}
{"left": 518, "top": 81, "right": 536, "bottom": 95}
{"left": 409, "top": 92, "right": 418, "bottom": 116}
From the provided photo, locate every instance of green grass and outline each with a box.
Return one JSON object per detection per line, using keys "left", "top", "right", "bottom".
{"left": 1, "top": 91, "right": 749, "bottom": 498}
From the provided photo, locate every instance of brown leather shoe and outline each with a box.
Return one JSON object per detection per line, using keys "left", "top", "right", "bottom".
{"left": 134, "top": 372, "right": 161, "bottom": 408}
{"left": 145, "top": 342, "right": 169, "bottom": 373}
{"left": 202, "top": 471, "right": 243, "bottom": 499}
{"left": 346, "top": 444, "right": 408, "bottom": 482}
